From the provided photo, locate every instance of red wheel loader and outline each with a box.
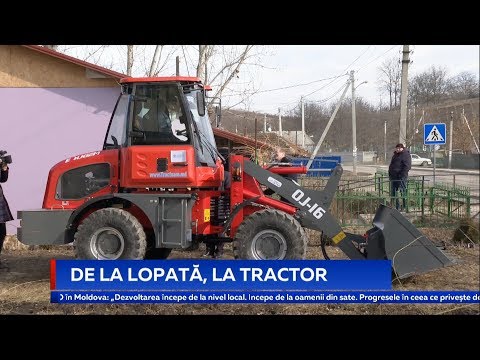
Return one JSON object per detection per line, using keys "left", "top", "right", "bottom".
{"left": 17, "top": 77, "right": 451, "bottom": 279}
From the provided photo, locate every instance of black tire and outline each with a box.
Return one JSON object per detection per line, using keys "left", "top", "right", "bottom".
{"left": 74, "top": 208, "right": 147, "bottom": 260}
{"left": 422, "top": 161, "right": 428, "bottom": 166}
{"left": 233, "top": 209, "right": 307, "bottom": 260}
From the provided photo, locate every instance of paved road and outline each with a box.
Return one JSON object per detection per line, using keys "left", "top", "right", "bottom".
{"left": 342, "top": 164, "right": 479, "bottom": 199}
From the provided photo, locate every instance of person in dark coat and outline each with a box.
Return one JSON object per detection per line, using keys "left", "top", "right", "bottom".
{"left": 0, "top": 159, "right": 13, "bottom": 269}
{"left": 388, "top": 143, "right": 411, "bottom": 210}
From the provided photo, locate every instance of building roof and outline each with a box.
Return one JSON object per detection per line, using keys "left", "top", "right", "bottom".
{"left": 120, "top": 76, "right": 202, "bottom": 84}
{"left": 22, "top": 45, "right": 126, "bottom": 79}
{"left": 213, "top": 127, "right": 272, "bottom": 150}
{"left": 212, "top": 127, "right": 309, "bottom": 156}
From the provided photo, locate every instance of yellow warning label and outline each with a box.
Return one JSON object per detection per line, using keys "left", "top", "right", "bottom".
{"left": 204, "top": 209, "right": 210, "bottom": 222}
{"left": 332, "top": 231, "right": 346, "bottom": 244}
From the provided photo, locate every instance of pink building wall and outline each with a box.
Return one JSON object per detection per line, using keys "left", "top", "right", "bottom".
{"left": 0, "top": 87, "right": 120, "bottom": 234}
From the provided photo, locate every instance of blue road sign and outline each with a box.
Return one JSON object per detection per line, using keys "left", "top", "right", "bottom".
{"left": 424, "top": 123, "right": 446, "bottom": 145}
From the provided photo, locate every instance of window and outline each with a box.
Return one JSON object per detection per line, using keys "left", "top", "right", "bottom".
{"left": 104, "top": 94, "right": 130, "bottom": 149}
{"left": 131, "top": 84, "right": 190, "bottom": 145}
{"left": 185, "top": 90, "right": 217, "bottom": 166}
{"left": 56, "top": 164, "right": 111, "bottom": 200}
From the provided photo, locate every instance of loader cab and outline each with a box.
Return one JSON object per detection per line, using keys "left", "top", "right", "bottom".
{"left": 103, "top": 77, "right": 218, "bottom": 168}
{"left": 103, "top": 77, "right": 222, "bottom": 189}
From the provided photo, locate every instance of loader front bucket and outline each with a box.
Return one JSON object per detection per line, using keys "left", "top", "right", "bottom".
{"left": 370, "top": 204, "right": 453, "bottom": 279}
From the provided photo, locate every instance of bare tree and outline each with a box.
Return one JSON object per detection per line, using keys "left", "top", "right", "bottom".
{"left": 196, "top": 45, "right": 215, "bottom": 81}
{"left": 127, "top": 45, "right": 134, "bottom": 76}
{"left": 186, "top": 45, "right": 261, "bottom": 111}
{"left": 377, "top": 57, "right": 402, "bottom": 110}
{"left": 83, "top": 46, "right": 109, "bottom": 64}
{"left": 147, "top": 45, "right": 178, "bottom": 76}
{"left": 448, "top": 71, "right": 479, "bottom": 99}
{"left": 57, "top": 45, "right": 269, "bottom": 112}
{"left": 54, "top": 45, "right": 110, "bottom": 66}
{"left": 43, "top": 45, "right": 59, "bottom": 51}
{"left": 409, "top": 66, "right": 449, "bottom": 106}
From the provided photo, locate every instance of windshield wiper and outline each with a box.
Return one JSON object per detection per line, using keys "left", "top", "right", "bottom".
{"left": 198, "top": 131, "right": 225, "bottom": 164}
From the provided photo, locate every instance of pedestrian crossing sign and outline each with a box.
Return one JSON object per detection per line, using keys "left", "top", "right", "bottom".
{"left": 424, "top": 123, "right": 446, "bottom": 145}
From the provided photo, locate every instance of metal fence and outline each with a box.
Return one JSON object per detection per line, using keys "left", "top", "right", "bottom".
{"left": 299, "top": 172, "right": 474, "bottom": 228}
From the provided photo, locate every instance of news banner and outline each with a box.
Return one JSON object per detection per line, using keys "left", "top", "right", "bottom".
{"left": 49, "top": 260, "right": 479, "bottom": 304}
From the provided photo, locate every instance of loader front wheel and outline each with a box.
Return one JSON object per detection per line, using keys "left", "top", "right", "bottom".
{"left": 74, "top": 208, "right": 147, "bottom": 260}
{"left": 233, "top": 209, "right": 307, "bottom": 260}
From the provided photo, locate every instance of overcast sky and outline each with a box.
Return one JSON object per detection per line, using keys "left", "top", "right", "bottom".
{"left": 243, "top": 45, "right": 479, "bottom": 114}
{"left": 64, "top": 45, "right": 479, "bottom": 114}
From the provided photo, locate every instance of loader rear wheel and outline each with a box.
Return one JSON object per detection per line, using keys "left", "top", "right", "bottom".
{"left": 233, "top": 209, "right": 307, "bottom": 260}
{"left": 74, "top": 208, "right": 147, "bottom": 260}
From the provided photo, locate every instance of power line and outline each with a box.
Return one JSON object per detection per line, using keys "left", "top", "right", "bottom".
{"left": 238, "top": 45, "right": 371, "bottom": 106}
{"left": 254, "top": 78, "right": 350, "bottom": 115}
{"left": 303, "top": 74, "right": 345, "bottom": 98}
{"left": 212, "top": 74, "right": 350, "bottom": 103}
{"left": 254, "top": 75, "right": 346, "bottom": 94}
{"left": 308, "top": 81, "right": 350, "bottom": 104}
{"left": 278, "top": 80, "right": 350, "bottom": 115}
{"left": 230, "top": 46, "right": 375, "bottom": 114}
{"left": 344, "top": 45, "right": 373, "bottom": 72}
{"left": 356, "top": 45, "right": 400, "bottom": 73}
{"left": 303, "top": 45, "right": 371, "bottom": 99}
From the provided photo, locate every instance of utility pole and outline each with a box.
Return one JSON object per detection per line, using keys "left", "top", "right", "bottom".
{"left": 176, "top": 56, "right": 180, "bottom": 76}
{"left": 412, "top": 106, "right": 416, "bottom": 150}
{"left": 350, "top": 70, "right": 357, "bottom": 175}
{"left": 399, "top": 45, "right": 410, "bottom": 145}
{"left": 421, "top": 109, "right": 425, "bottom": 152}
{"left": 384, "top": 120, "right": 387, "bottom": 163}
{"left": 278, "top": 108, "right": 283, "bottom": 137}
{"left": 301, "top": 96, "right": 305, "bottom": 148}
{"left": 448, "top": 111, "right": 453, "bottom": 168}
{"left": 306, "top": 80, "right": 351, "bottom": 170}
{"left": 264, "top": 114, "right": 267, "bottom": 133}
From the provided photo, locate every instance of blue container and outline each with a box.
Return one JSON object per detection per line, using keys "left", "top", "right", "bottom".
{"left": 291, "top": 156, "right": 341, "bottom": 177}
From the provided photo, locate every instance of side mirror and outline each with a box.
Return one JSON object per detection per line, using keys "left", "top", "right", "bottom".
{"left": 196, "top": 91, "right": 206, "bottom": 117}
{"left": 215, "top": 105, "right": 221, "bottom": 127}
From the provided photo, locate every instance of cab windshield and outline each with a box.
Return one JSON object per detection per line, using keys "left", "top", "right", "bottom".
{"left": 185, "top": 90, "right": 217, "bottom": 166}
{"left": 131, "top": 84, "right": 191, "bottom": 145}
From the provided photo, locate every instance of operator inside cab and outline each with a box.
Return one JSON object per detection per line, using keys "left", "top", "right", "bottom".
{"left": 132, "top": 85, "right": 189, "bottom": 144}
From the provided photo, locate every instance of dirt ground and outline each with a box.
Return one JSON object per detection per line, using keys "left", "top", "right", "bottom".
{"left": 0, "top": 228, "right": 478, "bottom": 315}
